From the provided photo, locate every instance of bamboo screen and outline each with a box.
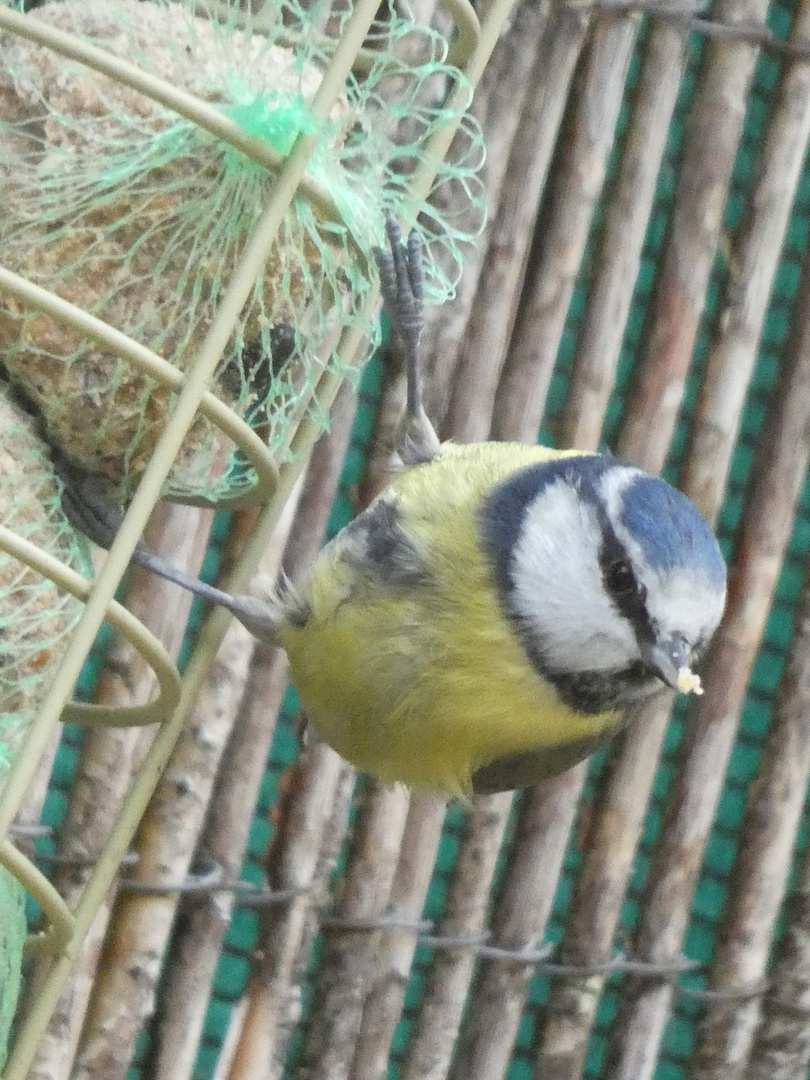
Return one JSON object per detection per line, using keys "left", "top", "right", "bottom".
{"left": 8, "top": 1, "right": 810, "bottom": 1079}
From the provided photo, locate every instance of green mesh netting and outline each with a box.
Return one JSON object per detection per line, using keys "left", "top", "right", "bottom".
{"left": 0, "top": 0, "right": 485, "bottom": 503}
{"left": 0, "top": 384, "right": 85, "bottom": 1071}
{"left": 0, "top": 864, "right": 26, "bottom": 1072}
{"left": 0, "top": 385, "right": 85, "bottom": 780}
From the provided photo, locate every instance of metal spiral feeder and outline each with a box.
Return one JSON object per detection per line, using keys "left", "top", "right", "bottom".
{"left": 0, "top": 0, "right": 495, "bottom": 1072}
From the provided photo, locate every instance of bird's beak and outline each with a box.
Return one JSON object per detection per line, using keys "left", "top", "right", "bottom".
{"left": 640, "top": 634, "right": 693, "bottom": 692}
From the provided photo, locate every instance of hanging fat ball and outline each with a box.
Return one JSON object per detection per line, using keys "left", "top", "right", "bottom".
{"left": 0, "top": 385, "right": 85, "bottom": 771}
{"left": 0, "top": 383, "right": 87, "bottom": 1070}
{"left": 62, "top": 218, "right": 727, "bottom": 798}
{"left": 0, "top": 0, "right": 484, "bottom": 503}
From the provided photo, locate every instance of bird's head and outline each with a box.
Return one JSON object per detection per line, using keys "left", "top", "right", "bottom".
{"left": 480, "top": 456, "right": 727, "bottom": 715}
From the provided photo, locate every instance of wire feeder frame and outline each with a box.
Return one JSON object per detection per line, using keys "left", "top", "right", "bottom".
{"left": 0, "top": 0, "right": 507, "bottom": 1074}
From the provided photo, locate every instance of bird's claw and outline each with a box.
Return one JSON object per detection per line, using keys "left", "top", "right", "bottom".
{"left": 374, "top": 213, "right": 425, "bottom": 345}
{"left": 373, "top": 214, "right": 439, "bottom": 466}
{"left": 53, "top": 454, "right": 127, "bottom": 552}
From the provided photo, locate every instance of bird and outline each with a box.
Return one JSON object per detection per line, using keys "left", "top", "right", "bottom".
{"left": 60, "top": 216, "right": 727, "bottom": 798}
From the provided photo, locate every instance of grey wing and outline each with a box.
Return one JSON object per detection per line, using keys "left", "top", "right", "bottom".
{"left": 469, "top": 731, "right": 613, "bottom": 794}
{"left": 470, "top": 709, "right": 643, "bottom": 795}
{"left": 333, "top": 493, "right": 433, "bottom": 593}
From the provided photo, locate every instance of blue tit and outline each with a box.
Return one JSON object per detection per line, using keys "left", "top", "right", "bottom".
{"left": 272, "top": 441, "right": 725, "bottom": 796}
{"left": 61, "top": 219, "right": 726, "bottom": 798}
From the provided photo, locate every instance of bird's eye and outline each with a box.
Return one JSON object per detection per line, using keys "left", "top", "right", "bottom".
{"left": 606, "top": 559, "right": 640, "bottom": 598}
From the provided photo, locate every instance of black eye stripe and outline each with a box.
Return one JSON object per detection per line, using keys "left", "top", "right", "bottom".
{"left": 596, "top": 515, "right": 654, "bottom": 639}
{"left": 605, "top": 559, "right": 636, "bottom": 596}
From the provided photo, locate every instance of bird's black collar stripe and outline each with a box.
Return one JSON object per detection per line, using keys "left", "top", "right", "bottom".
{"left": 478, "top": 457, "right": 659, "bottom": 715}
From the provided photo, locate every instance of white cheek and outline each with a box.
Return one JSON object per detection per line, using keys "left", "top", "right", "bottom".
{"left": 509, "top": 484, "right": 639, "bottom": 673}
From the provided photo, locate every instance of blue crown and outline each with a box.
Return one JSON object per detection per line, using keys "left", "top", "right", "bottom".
{"left": 620, "top": 475, "right": 726, "bottom": 588}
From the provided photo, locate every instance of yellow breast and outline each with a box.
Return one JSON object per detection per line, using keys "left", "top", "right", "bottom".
{"left": 279, "top": 443, "right": 621, "bottom": 797}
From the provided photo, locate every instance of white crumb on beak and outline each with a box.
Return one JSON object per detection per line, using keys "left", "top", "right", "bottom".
{"left": 677, "top": 667, "right": 703, "bottom": 695}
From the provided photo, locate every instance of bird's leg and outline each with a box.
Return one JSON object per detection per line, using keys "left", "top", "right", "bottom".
{"left": 55, "top": 455, "right": 281, "bottom": 645}
{"left": 57, "top": 454, "right": 226, "bottom": 602}
{"left": 374, "top": 215, "right": 441, "bottom": 466}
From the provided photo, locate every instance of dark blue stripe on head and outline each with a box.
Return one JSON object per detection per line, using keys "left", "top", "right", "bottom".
{"left": 478, "top": 454, "right": 611, "bottom": 595}
{"left": 620, "top": 475, "right": 726, "bottom": 588}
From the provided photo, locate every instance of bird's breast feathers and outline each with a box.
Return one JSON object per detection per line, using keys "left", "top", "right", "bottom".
{"left": 280, "top": 443, "right": 623, "bottom": 796}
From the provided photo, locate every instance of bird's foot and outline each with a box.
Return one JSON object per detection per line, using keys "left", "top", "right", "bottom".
{"left": 374, "top": 214, "right": 440, "bottom": 467}
{"left": 54, "top": 454, "right": 130, "bottom": 553}
{"left": 375, "top": 214, "right": 425, "bottom": 346}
